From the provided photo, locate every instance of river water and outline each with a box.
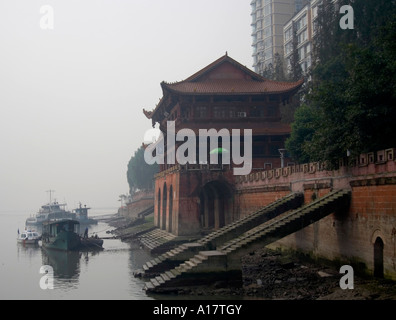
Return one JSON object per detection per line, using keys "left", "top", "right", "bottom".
{"left": 0, "top": 211, "right": 154, "bottom": 300}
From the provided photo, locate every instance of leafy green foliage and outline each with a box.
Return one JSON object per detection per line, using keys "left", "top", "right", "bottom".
{"left": 127, "top": 146, "right": 159, "bottom": 193}
{"left": 286, "top": 0, "right": 396, "bottom": 165}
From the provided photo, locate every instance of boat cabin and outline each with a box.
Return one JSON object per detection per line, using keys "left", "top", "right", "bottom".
{"left": 43, "top": 220, "right": 80, "bottom": 238}
{"left": 19, "top": 231, "right": 40, "bottom": 239}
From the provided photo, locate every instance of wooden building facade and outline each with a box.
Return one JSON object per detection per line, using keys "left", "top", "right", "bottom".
{"left": 143, "top": 54, "right": 303, "bottom": 236}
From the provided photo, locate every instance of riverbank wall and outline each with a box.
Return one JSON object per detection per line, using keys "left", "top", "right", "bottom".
{"left": 235, "top": 148, "right": 396, "bottom": 279}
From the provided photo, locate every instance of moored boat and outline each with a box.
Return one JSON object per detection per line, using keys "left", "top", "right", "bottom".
{"left": 17, "top": 229, "right": 41, "bottom": 245}
{"left": 26, "top": 201, "right": 76, "bottom": 227}
{"left": 80, "top": 236, "right": 104, "bottom": 250}
{"left": 41, "top": 220, "right": 82, "bottom": 251}
{"left": 72, "top": 203, "right": 97, "bottom": 225}
{"left": 41, "top": 219, "right": 103, "bottom": 251}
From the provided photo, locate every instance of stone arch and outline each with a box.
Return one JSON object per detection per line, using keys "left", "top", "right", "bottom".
{"left": 199, "top": 180, "right": 233, "bottom": 230}
{"left": 162, "top": 183, "right": 167, "bottom": 230}
{"left": 371, "top": 229, "right": 386, "bottom": 245}
{"left": 168, "top": 185, "right": 173, "bottom": 233}
{"left": 157, "top": 188, "right": 161, "bottom": 228}
{"left": 374, "top": 237, "right": 384, "bottom": 278}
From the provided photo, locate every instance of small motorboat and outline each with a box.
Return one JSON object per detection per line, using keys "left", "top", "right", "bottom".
{"left": 17, "top": 229, "right": 41, "bottom": 245}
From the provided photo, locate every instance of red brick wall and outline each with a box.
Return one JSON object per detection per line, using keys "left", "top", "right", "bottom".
{"left": 154, "top": 148, "right": 396, "bottom": 279}
{"left": 234, "top": 149, "right": 396, "bottom": 279}
{"left": 272, "top": 183, "right": 396, "bottom": 279}
{"left": 236, "top": 189, "right": 290, "bottom": 219}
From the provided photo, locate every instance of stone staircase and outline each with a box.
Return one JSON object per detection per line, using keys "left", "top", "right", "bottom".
{"left": 198, "top": 191, "right": 304, "bottom": 249}
{"left": 138, "top": 228, "right": 178, "bottom": 252}
{"left": 138, "top": 206, "right": 154, "bottom": 218}
{"left": 135, "top": 192, "right": 303, "bottom": 278}
{"left": 221, "top": 189, "right": 351, "bottom": 268}
{"left": 143, "top": 189, "right": 351, "bottom": 293}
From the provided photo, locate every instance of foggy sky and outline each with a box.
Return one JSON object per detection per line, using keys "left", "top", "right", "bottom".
{"left": 0, "top": 0, "right": 252, "bottom": 214}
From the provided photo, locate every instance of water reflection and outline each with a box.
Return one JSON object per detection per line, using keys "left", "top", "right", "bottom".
{"left": 41, "top": 248, "right": 81, "bottom": 280}
{"left": 16, "top": 242, "right": 41, "bottom": 261}
{"left": 10, "top": 217, "right": 154, "bottom": 299}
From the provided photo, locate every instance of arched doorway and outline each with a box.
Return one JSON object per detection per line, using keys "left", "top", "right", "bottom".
{"left": 168, "top": 185, "right": 173, "bottom": 233}
{"left": 199, "top": 180, "right": 232, "bottom": 231}
{"left": 162, "top": 183, "right": 167, "bottom": 230}
{"left": 374, "top": 237, "right": 384, "bottom": 278}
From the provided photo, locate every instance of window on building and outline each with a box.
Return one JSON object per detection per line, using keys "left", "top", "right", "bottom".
{"left": 298, "top": 47, "right": 304, "bottom": 60}
{"left": 285, "top": 41, "right": 293, "bottom": 56}
{"left": 302, "top": 14, "right": 307, "bottom": 27}
{"left": 264, "top": 4, "right": 271, "bottom": 16}
{"left": 264, "top": 25, "right": 272, "bottom": 38}
{"left": 312, "top": 6, "right": 318, "bottom": 19}
{"left": 256, "top": 19, "right": 262, "bottom": 29}
{"left": 300, "top": 61, "right": 306, "bottom": 73}
{"left": 296, "top": 19, "right": 301, "bottom": 31}
{"left": 267, "top": 105, "right": 277, "bottom": 116}
{"left": 256, "top": 10, "right": 262, "bottom": 20}
{"left": 253, "top": 145, "right": 265, "bottom": 157}
{"left": 196, "top": 106, "right": 207, "bottom": 118}
{"left": 285, "top": 27, "right": 293, "bottom": 42}
{"left": 264, "top": 37, "right": 272, "bottom": 48}
{"left": 214, "top": 107, "right": 228, "bottom": 119}
{"left": 270, "top": 144, "right": 282, "bottom": 156}
{"left": 298, "top": 29, "right": 308, "bottom": 44}
{"left": 264, "top": 15, "right": 272, "bottom": 27}
{"left": 264, "top": 48, "right": 273, "bottom": 60}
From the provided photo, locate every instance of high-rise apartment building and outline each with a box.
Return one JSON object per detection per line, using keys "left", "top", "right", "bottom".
{"left": 251, "top": 0, "right": 307, "bottom": 75}
{"left": 283, "top": 0, "right": 321, "bottom": 75}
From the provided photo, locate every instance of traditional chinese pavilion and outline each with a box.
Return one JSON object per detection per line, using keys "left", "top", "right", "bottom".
{"left": 143, "top": 54, "right": 303, "bottom": 236}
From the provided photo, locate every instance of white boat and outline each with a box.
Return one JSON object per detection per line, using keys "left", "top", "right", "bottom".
{"left": 17, "top": 229, "right": 41, "bottom": 245}
{"left": 25, "top": 201, "right": 76, "bottom": 227}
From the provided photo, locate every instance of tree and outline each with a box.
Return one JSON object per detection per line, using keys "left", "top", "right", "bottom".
{"left": 285, "top": 104, "right": 317, "bottom": 163}
{"left": 261, "top": 62, "right": 274, "bottom": 79}
{"left": 286, "top": 0, "right": 396, "bottom": 165}
{"left": 273, "top": 53, "right": 287, "bottom": 81}
{"left": 288, "top": 26, "right": 303, "bottom": 82}
{"left": 127, "top": 146, "right": 159, "bottom": 194}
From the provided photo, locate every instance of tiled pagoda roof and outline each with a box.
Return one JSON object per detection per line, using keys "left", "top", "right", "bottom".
{"left": 143, "top": 54, "right": 303, "bottom": 122}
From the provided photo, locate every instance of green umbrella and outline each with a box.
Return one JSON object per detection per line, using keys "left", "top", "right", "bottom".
{"left": 209, "top": 147, "right": 229, "bottom": 155}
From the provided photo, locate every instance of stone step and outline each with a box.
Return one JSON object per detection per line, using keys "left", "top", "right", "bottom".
{"left": 161, "top": 273, "right": 171, "bottom": 282}
{"left": 165, "top": 270, "right": 176, "bottom": 279}
{"left": 150, "top": 277, "right": 161, "bottom": 287}
{"left": 156, "top": 276, "right": 165, "bottom": 284}
{"left": 145, "top": 281, "right": 155, "bottom": 290}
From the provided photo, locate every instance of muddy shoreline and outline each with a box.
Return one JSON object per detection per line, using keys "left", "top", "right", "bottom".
{"left": 180, "top": 247, "right": 396, "bottom": 300}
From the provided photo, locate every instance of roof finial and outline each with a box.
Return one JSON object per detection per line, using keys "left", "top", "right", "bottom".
{"left": 225, "top": 51, "right": 228, "bottom": 56}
